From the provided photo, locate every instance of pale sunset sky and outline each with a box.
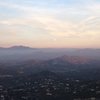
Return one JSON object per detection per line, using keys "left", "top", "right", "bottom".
{"left": 0, "top": 0, "right": 100, "bottom": 48}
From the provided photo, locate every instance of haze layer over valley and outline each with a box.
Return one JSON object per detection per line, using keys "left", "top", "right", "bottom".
{"left": 0, "top": 46, "right": 100, "bottom": 63}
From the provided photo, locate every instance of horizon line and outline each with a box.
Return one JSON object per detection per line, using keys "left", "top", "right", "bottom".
{"left": 0, "top": 45, "right": 100, "bottom": 49}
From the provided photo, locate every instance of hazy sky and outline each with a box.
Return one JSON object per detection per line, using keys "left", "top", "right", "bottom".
{"left": 0, "top": 0, "right": 100, "bottom": 48}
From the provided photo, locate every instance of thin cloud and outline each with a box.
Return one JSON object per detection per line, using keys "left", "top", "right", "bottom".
{"left": 0, "top": 0, "right": 100, "bottom": 48}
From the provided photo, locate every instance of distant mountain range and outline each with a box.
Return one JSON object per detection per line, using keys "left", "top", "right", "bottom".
{"left": 0, "top": 47, "right": 100, "bottom": 77}
{"left": 0, "top": 45, "right": 100, "bottom": 63}
{"left": 0, "top": 45, "right": 100, "bottom": 51}
{"left": 0, "top": 46, "right": 36, "bottom": 50}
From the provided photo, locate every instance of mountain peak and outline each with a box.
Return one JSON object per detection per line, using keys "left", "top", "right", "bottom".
{"left": 9, "top": 45, "right": 32, "bottom": 49}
